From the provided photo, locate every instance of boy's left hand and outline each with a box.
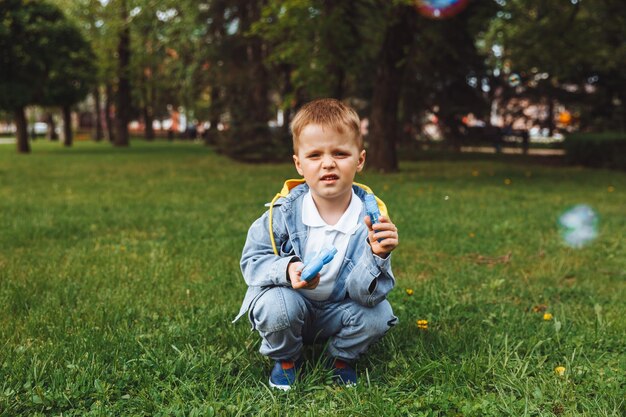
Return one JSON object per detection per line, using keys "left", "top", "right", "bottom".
{"left": 365, "top": 215, "right": 399, "bottom": 257}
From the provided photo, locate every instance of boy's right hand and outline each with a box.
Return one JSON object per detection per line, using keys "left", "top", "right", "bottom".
{"left": 288, "top": 261, "right": 320, "bottom": 290}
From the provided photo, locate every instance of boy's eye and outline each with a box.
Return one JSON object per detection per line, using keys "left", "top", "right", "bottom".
{"left": 307, "top": 153, "right": 320, "bottom": 158}
{"left": 333, "top": 151, "right": 349, "bottom": 157}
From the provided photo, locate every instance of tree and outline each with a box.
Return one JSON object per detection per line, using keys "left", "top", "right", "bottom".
{"left": 251, "top": 0, "right": 389, "bottom": 162}
{"left": 41, "top": 19, "right": 96, "bottom": 146}
{"left": 130, "top": 4, "right": 164, "bottom": 140}
{"left": 114, "top": 0, "right": 131, "bottom": 146}
{"left": 482, "top": 0, "right": 626, "bottom": 132}
{"left": 252, "top": 0, "right": 493, "bottom": 170}
{"left": 367, "top": 3, "right": 417, "bottom": 172}
{"left": 52, "top": 0, "right": 115, "bottom": 142}
{"left": 401, "top": 1, "right": 497, "bottom": 146}
{"left": 366, "top": 0, "right": 494, "bottom": 170}
{"left": 254, "top": 0, "right": 381, "bottom": 121}
{"left": 0, "top": 0, "right": 94, "bottom": 153}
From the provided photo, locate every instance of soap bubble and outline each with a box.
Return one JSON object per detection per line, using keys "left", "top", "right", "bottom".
{"left": 415, "top": 0, "right": 470, "bottom": 19}
{"left": 558, "top": 205, "right": 599, "bottom": 248}
{"left": 508, "top": 73, "right": 521, "bottom": 87}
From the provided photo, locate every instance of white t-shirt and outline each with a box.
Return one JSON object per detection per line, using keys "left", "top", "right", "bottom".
{"left": 300, "top": 190, "right": 363, "bottom": 301}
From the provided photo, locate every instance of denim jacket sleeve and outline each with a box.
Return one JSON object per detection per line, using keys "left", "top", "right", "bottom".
{"left": 344, "top": 238, "right": 395, "bottom": 307}
{"left": 240, "top": 209, "right": 299, "bottom": 288}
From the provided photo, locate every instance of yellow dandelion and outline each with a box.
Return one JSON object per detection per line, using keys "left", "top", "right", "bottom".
{"left": 416, "top": 319, "right": 428, "bottom": 330}
{"left": 543, "top": 313, "right": 553, "bottom": 321}
{"left": 383, "top": 184, "right": 389, "bottom": 191}
{"left": 554, "top": 366, "right": 566, "bottom": 376}
{"left": 472, "top": 170, "right": 479, "bottom": 177}
{"left": 405, "top": 288, "right": 414, "bottom": 296}
{"left": 469, "top": 232, "right": 475, "bottom": 238}
{"left": 504, "top": 178, "right": 512, "bottom": 185}
{"left": 119, "top": 245, "right": 126, "bottom": 252}
{"left": 607, "top": 186, "right": 615, "bottom": 193}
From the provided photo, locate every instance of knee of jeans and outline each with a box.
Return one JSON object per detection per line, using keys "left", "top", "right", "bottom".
{"left": 250, "top": 287, "right": 305, "bottom": 333}
{"left": 363, "top": 300, "right": 397, "bottom": 338}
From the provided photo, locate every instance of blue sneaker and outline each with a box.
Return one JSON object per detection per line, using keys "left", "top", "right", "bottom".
{"left": 269, "top": 360, "right": 300, "bottom": 390}
{"left": 332, "top": 359, "right": 357, "bottom": 386}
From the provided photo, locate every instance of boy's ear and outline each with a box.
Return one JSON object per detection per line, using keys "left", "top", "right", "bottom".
{"left": 293, "top": 154, "right": 304, "bottom": 176}
{"left": 356, "top": 150, "right": 366, "bottom": 172}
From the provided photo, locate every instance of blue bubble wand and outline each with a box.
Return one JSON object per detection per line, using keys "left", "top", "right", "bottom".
{"left": 364, "top": 193, "right": 384, "bottom": 242}
{"left": 300, "top": 246, "right": 337, "bottom": 282}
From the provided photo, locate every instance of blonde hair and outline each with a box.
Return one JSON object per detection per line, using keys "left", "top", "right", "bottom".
{"left": 290, "top": 98, "right": 362, "bottom": 153}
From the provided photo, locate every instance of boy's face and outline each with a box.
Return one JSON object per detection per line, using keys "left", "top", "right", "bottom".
{"left": 293, "top": 124, "right": 365, "bottom": 206}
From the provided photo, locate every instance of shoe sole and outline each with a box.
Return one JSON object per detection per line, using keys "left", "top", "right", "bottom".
{"left": 268, "top": 378, "right": 291, "bottom": 391}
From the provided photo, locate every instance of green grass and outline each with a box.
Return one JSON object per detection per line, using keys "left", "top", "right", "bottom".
{"left": 0, "top": 140, "right": 624, "bottom": 416}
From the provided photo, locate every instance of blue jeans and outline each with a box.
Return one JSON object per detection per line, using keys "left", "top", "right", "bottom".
{"left": 249, "top": 287, "right": 397, "bottom": 362}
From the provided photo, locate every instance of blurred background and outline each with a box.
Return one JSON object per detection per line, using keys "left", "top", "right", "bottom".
{"left": 1, "top": 0, "right": 625, "bottom": 169}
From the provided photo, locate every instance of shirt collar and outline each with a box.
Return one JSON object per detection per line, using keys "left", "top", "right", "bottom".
{"left": 302, "top": 190, "right": 363, "bottom": 234}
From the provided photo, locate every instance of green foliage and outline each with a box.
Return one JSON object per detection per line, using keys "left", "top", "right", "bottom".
{"left": 485, "top": 0, "right": 591, "bottom": 80}
{"left": 0, "top": 0, "right": 59, "bottom": 109}
{"left": 564, "top": 132, "right": 626, "bottom": 170}
{"left": 128, "top": 0, "right": 213, "bottom": 118}
{"left": 402, "top": 1, "right": 497, "bottom": 134}
{"left": 51, "top": 0, "right": 118, "bottom": 85}
{"left": 252, "top": 0, "right": 383, "bottom": 101}
{"left": 41, "top": 21, "right": 97, "bottom": 107}
{"left": 486, "top": 0, "right": 625, "bottom": 81}
{"left": 481, "top": 0, "right": 626, "bottom": 131}
{"left": 0, "top": 141, "right": 624, "bottom": 415}
{"left": 0, "top": 0, "right": 95, "bottom": 110}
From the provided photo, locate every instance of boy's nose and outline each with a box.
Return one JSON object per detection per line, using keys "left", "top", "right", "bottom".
{"left": 322, "top": 158, "right": 335, "bottom": 168}
{"left": 322, "top": 155, "right": 336, "bottom": 168}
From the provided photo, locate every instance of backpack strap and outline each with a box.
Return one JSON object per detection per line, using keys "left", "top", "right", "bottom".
{"left": 268, "top": 193, "right": 282, "bottom": 256}
{"left": 267, "top": 179, "right": 388, "bottom": 256}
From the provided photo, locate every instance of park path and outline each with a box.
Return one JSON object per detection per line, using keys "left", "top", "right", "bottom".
{"left": 460, "top": 146, "right": 565, "bottom": 156}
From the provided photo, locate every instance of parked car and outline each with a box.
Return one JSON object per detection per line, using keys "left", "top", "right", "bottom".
{"left": 29, "top": 122, "right": 59, "bottom": 138}
{"left": 31, "top": 122, "right": 48, "bottom": 135}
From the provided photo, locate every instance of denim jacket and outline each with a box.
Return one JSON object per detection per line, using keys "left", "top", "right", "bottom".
{"left": 233, "top": 182, "right": 395, "bottom": 323}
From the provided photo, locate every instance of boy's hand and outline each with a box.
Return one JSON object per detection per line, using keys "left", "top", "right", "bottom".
{"left": 287, "top": 261, "right": 320, "bottom": 290}
{"left": 365, "top": 215, "right": 399, "bottom": 257}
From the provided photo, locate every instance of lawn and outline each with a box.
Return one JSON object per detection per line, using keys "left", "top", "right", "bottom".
{"left": 0, "top": 140, "right": 624, "bottom": 416}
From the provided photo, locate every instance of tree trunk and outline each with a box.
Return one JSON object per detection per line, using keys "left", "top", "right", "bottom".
{"left": 45, "top": 112, "right": 58, "bottom": 141}
{"left": 205, "top": 86, "right": 220, "bottom": 145}
{"left": 333, "top": 68, "right": 345, "bottom": 100}
{"left": 547, "top": 96, "right": 555, "bottom": 137}
{"left": 114, "top": 0, "right": 131, "bottom": 147}
{"left": 105, "top": 83, "right": 115, "bottom": 142}
{"left": 247, "top": 32, "right": 270, "bottom": 126}
{"left": 281, "top": 65, "right": 292, "bottom": 130}
{"left": 367, "top": 6, "right": 416, "bottom": 172}
{"left": 221, "top": 0, "right": 271, "bottom": 159}
{"left": 93, "top": 86, "right": 104, "bottom": 141}
{"left": 204, "top": 0, "right": 226, "bottom": 147}
{"left": 62, "top": 105, "right": 73, "bottom": 147}
{"left": 143, "top": 105, "right": 154, "bottom": 140}
{"left": 143, "top": 75, "right": 156, "bottom": 140}
{"left": 15, "top": 107, "right": 30, "bottom": 154}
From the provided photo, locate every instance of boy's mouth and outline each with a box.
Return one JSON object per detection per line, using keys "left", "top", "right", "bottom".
{"left": 320, "top": 174, "right": 339, "bottom": 182}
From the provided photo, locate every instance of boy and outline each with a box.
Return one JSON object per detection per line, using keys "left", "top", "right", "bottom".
{"left": 233, "top": 98, "right": 399, "bottom": 390}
